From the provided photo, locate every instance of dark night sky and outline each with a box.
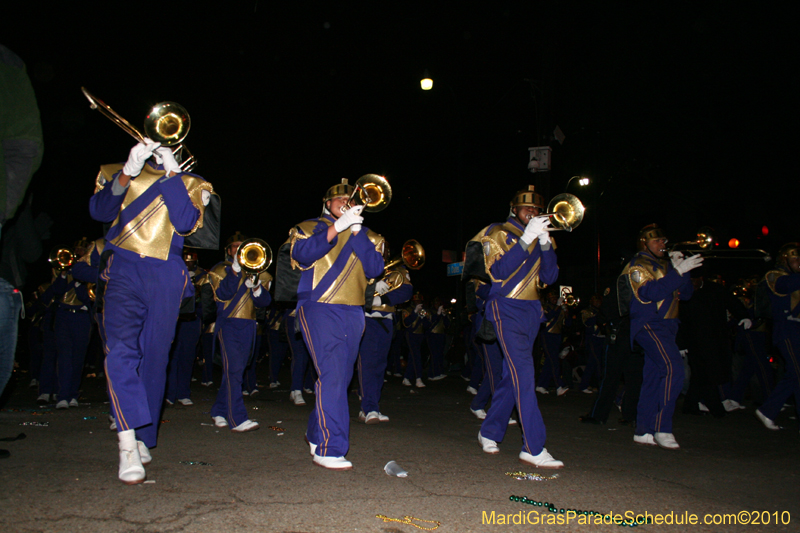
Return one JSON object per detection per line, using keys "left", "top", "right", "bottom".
{"left": 3, "top": 2, "right": 795, "bottom": 299}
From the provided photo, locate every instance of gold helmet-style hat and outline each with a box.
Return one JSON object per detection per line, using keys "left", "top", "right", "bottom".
{"left": 226, "top": 231, "right": 248, "bottom": 248}
{"left": 637, "top": 224, "right": 667, "bottom": 251}
{"left": 323, "top": 178, "right": 354, "bottom": 203}
{"left": 510, "top": 185, "right": 544, "bottom": 209}
{"left": 775, "top": 242, "right": 800, "bottom": 270}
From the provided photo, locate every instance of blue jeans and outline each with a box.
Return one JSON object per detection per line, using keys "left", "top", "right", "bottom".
{"left": 0, "top": 277, "right": 23, "bottom": 395}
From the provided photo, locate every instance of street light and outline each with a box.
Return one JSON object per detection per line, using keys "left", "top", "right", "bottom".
{"left": 565, "top": 175, "right": 590, "bottom": 191}
{"left": 420, "top": 70, "right": 433, "bottom": 91}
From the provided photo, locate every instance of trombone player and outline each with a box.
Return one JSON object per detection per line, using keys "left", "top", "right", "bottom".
{"left": 468, "top": 185, "right": 564, "bottom": 468}
{"left": 287, "top": 178, "right": 385, "bottom": 470}
{"left": 89, "top": 133, "right": 214, "bottom": 485}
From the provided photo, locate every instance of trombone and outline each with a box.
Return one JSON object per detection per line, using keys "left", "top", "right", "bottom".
{"left": 235, "top": 239, "right": 273, "bottom": 284}
{"left": 670, "top": 228, "right": 772, "bottom": 262}
{"left": 533, "top": 193, "right": 585, "bottom": 232}
{"left": 344, "top": 174, "right": 392, "bottom": 213}
{"left": 81, "top": 87, "right": 196, "bottom": 172}
{"left": 48, "top": 247, "right": 75, "bottom": 271}
{"left": 381, "top": 240, "right": 425, "bottom": 292}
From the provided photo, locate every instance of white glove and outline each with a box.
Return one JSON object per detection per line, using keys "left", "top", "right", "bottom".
{"left": 738, "top": 318, "right": 753, "bottom": 330}
{"left": 231, "top": 255, "right": 241, "bottom": 273}
{"left": 559, "top": 347, "right": 570, "bottom": 359}
{"left": 679, "top": 349, "right": 688, "bottom": 358}
{"left": 438, "top": 305, "right": 444, "bottom": 315}
{"left": 375, "top": 280, "right": 390, "bottom": 296}
{"left": 252, "top": 284, "right": 263, "bottom": 298}
{"left": 245, "top": 277, "right": 260, "bottom": 289}
{"left": 519, "top": 217, "right": 550, "bottom": 247}
{"left": 334, "top": 205, "right": 364, "bottom": 233}
{"left": 154, "top": 146, "right": 181, "bottom": 175}
{"left": 122, "top": 139, "right": 160, "bottom": 177}
{"left": 372, "top": 296, "right": 382, "bottom": 307}
{"left": 672, "top": 253, "right": 704, "bottom": 275}
{"left": 538, "top": 229, "right": 551, "bottom": 247}
{"left": 60, "top": 271, "right": 68, "bottom": 279}
{"left": 414, "top": 304, "right": 423, "bottom": 314}
{"left": 74, "top": 281, "right": 81, "bottom": 287}
{"left": 556, "top": 297, "right": 565, "bottom": 306}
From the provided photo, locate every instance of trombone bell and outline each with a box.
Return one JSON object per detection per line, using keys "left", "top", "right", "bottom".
{"left": 384, "top": 239, "right": 425, "bottom": 272}
{"left": 144, "top": 102, "right": 191, "bottom": 147}
{"left": 537, "top": 193, "right": 585, "bottom": 232}
{"left": 236, "top": 239, "right": 273, "bottom": 276}
{"left": 347, "top": 174, "right": 392, "bottom": 213}
{"left": 49, "top": 247, "right": 75, "bottom": 271}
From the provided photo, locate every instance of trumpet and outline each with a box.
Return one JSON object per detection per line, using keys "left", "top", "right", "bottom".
{"left": 236, "top": 239, "right": 272, "bottom": 284}
{"left": 564, "top": 294, "right": 580, "bottom": 307}
{"left": 533, "top": 193, "right": 585, "bottom": 232}
{"left": 81, "top": 87, "right": 195, "bottom": 171}
{"left": 670, "top": 228, "right": 771, "bottom": 262}
{"left": 344, "top": 174, "right": 392, "bottom": 213}
{"left": 49, "top": 247, "right": 75, "bottom": 271}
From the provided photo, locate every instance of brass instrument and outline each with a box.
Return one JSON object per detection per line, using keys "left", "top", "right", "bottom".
{"left": 534, "top": 193, "right": 585, "bottom": 232}
{"left": 236, "top": 239, "right": 272, "bottom": 283}
{"left": 384, "top": 239, "right": 425, "bottom": 272}
{"left": 87, "top": 283, "right": 96, "bottom": 301}
{"left": 48, "top": 247, "right": 75, "bottom": 271}
{"left": 81, "top": 87, "right": 196, "bottom": 171}
{"left": 345, "top": 174, "right": 392, "bottom": 213}
{"left": 670, "top": 228, "right": 771, "bottom": 262}
{"left": 564, "top": 294, "right": 580, "bottom": 307}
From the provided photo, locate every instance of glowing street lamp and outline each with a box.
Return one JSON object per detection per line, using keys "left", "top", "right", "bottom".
{"left": 420, "top": 70, "right": 433, "bottom": 91}
{"left": 565, "top": 175, "right": 590, "bottom": 191}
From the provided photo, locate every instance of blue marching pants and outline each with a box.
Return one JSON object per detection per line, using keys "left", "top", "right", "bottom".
{"left": 211, "top": 318, "right": 256, "bottom": 427}
{"left": 101, "top": 254, "right": 187, "bottom": 448}
{"left": 634, "top": 321, "right": 684, "bottom": 435}
{"left": 471, "top": 339, "right": 503, "bottom": 411}
{"left": 38, "top": 314, "right": 58, "bottom": 396}
{"left": 536, "top": 331, "right": 566, "bottom": 389}
{"left": 730, "top": 330, "right": 773, "bottom": 403}
{"left": 427, "top": 333, "right": 446, "bottom": 378}
{"left": 267, "top": 328, "right": 289, "bottom": 385}
{"left": 298, "top": 302, "right": 363, "bottom": 458}
{"left": 579, "top": 336, "right": 604, "bottom": 390}
{"left": 480, "top": 298, "right": 548, "bottom": 456}
{"left": 403, "top": 332, "right": 425, "bottom": 381}
{"left": 358, "top": 317, "right": 393, "bottom": 413}
{"left": 201, "top": 332, "right": 215, "bottom": 384}
{"left": 758, "top": 333, "right": 800, "bottom": 421}
{"left": 166, "top": 317, "right": 201, "bottom": 402}
{"left": 55, "top": 308, "right": 92, "bottom": 402}
{"left": 287, "top": 314, "right": 313, "bottom": 391}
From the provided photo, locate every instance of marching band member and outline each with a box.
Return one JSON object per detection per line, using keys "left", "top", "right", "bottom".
{"left": 470, "top": 185, "right": 563, "bottom": 468}
{"left": 578, "top": 293, "right": 605, "bottom": 394}
{"left": 165, "top": 250, "right": 206, "bottom": 406}
{"left": 623, "top": 224, "right": 701, "bottom": 449}
{"left": 755, "top": 243, "right": 800, "bottom": 430}
{"left": 535, "top": 289, "right": 570, "bottom": 396}
{"left": 286, "top": 306, "right": 316, "bottom": 404}
{"left": 467, "top": 279, "right": 505, "bottom": 419}
{"left": 288, "top": 179, "right": 384, "bottom": 470}
{"left": 90, "top": 138, "right": 214, "bottom": 484}
{"left": 727, "top": 280, "right": 772, "bottom": 407}
{"left": 357, "top": 243, "right": 413, "bottom": 423}
{"left": 207, "top": 233, "right": 271, "bottom": 432}
{"left": 402, "top": 292, "right": 429, "bottom": 388}
{"left": 427, "top": 296, "right": 449, "bottom": 380}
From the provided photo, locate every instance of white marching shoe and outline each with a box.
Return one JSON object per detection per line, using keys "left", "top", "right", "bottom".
{"left": 212, "top": 416, "right": 229, "bottom": 428}
{"left": 290, "top": 390, "right": 306, "bottom": 405}
{"left": 478, "top": 431, "right": 500, "bottom": 454}
{"left": 118, "top": 430, "right": 145, "bottom": 485}
{"left": 519, "top": 448, "right": 564, "bottom": 469}
{"left": 137, "top": 441, "right": 152, "bottom": 465}
{"left": 415, "top": 378, "right": 426, "bottom": 388}
{"left": 654, "top": 432, "right": 680, "bottom": 450}
{"left": 633, "top": 433, "right": 656, "bottom": 446}
{"left": 470, "top": 408, "right": 487, "bottom": 420}
{"left": 231, "top": 420, "right": 260, "bottom": 433}
{"left": 722, "top": 399, "right": 745, "bottom": 411}
{"left": 177, "top": 398, "right": 194, "bottom": 406}
{"left": 755, "top": 409, "right": 780, "bottom": 430}
{"left": 313, "top": 454, "right": 353, "bottom": 470}
{"left": 535, "top": 387, "right": 550, "bottom": 395}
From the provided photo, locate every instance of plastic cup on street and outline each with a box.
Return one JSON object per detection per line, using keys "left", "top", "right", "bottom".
{"left": 384, "top": 461, "right": 408, "bottom": 477}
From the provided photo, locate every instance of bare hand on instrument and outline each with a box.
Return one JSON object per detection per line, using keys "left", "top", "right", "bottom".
{"left": 520, "top": 217, "right": 550, "bottom": 248}
{"left": 333, "top": 205, "right": 364, "bottom": 233}
{"left": 154, "top": 146, "right": 181, "bottom": 176}
{"left": 672, "top": 253, "right": 704, "bottom": 275}
{"left": 122, "top": 139, "right": 160, "bottom": 177}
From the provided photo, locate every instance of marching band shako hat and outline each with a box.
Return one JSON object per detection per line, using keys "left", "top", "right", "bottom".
{"left": 323, "top": 178, "right": 354, "bottom": 203}
{"left": 776, "top": 242, "right": 800, "bottom": 270}
{"left": 510, "top": 185, "right": 545, "bottom": 210}
{"left": 637, "top": 224, "right": 667, "bottom": 251}
{"left": 226, "top": 231, "right": 247, "bottom": 248}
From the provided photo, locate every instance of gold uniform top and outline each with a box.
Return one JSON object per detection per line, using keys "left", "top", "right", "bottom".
{"left": 372, "top": 265, "right": 412, "bottom": 314}
{"left": 96, "top": 163, "right": 214, "bottom": 261}
{"left": 471, "top": 220, "right": 555, "bottom": 301}
{"left": 623, "top": 254, "right": 680, "bottom": 319}
{"left": 289, "top": 217, "right": 385, "bottom": 306}
{"left": 206, "top": 261, "right": 273, "bottom": 321}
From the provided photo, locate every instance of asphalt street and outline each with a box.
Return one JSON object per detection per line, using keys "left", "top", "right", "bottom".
{"left": 1, "top": 364, "right": 798, "bottom": 533}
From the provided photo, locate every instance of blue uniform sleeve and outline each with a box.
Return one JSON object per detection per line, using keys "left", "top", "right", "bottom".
{"left": 489, "top": 242, "right": 530, "bottom": 280}
{"left": 775, "top": 272, "right": 800, "bottom": 294}
{"left": 74, "top": 283, "right": 92, "bottom": 305}
{"left": 677, "top": 274, "right": 694, "bottom": 301}
{"left": 292, "top": 224, "right": 335, "bottom": 266}
{"left": 253, "top": 287, "right": 272, "bottom": 308}
{"left": 71, "top": 262, "right": 98, "bottom": 284}
{"left": 215, "top": 266, "right": 240, "bottom": 301}
{"left": 402, "top": 311, "right": 415, "bottom": 328}
{"left": 384, "top": 283, "right": 413, "bottom": 307}
{"left": 639, "top": 269, "right": 687, "bottom": 302}
{"left": 157, "top": 174, "right": 200, "bottom": 234}
{"left": 89, "top": 173, "right": 126, "bottom": 223}
{"left": 544, "top": 305, "right": 559, "bottom": 322}
{"left": 539, "top": 246, "right": 559, "bottom": 286}
{"left": 350, "top": 230, "right": 384, "bottom": 279}
{"left": 51, "top": 275, "right": 68, "bottom": 296}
